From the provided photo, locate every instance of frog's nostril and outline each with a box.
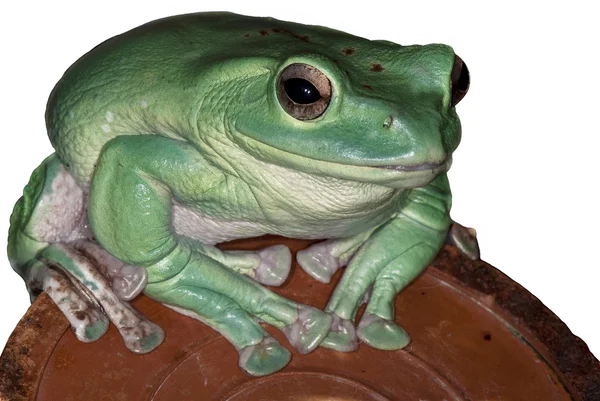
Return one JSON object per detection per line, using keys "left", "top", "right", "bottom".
{"left": 383, "top": 115, "right": 394, "bottom": 129}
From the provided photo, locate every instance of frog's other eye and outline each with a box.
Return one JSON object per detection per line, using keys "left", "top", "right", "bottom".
{"left": 277, "top": 63, "right": 332, "bottom": 120}
{"left": 450, "top": 55, "right": 469, "bottom": 107}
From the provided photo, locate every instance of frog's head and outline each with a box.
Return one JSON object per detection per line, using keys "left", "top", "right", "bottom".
{"left": 196, "top": 30, "right": 468, "bottom": 188}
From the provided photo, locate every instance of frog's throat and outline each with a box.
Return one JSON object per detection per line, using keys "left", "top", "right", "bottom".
{"left": 229, "top": 131, "right": 451, "bottom": 189}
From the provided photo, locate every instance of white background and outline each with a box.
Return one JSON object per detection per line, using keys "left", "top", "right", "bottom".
{"left": 0, "top": 0, "right": 598, "bottom": 362}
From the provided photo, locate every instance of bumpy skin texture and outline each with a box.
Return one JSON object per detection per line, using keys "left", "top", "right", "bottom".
{"left": 8, "top": 12, "right": 467, "bottom": 376}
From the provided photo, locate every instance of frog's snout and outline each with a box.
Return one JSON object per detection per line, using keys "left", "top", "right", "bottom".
{"left": 451, "top": 55, "right": 469, "bottom": 106}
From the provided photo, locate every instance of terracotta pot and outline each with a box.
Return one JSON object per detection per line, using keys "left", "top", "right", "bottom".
{"left": 1, "top": 237, "right": 599, "bottom": 400}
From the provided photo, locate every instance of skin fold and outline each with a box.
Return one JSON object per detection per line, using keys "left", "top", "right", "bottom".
{"left": 7, "top": 12, "right": 472, "bottom": 376}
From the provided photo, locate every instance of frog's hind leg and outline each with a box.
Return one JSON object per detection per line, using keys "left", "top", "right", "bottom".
{"left": 8, "top": 154, "right": 162, "bottom": 352}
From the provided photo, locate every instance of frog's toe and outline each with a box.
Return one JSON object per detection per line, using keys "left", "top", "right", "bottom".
{"left": 121, "top": 316, "right": 165, "bottom": 354}
{"left": 356, "top": 313, "right": 411, "bottom": 350}
{"left": 282, "top": 305, "right": 333, "bottom": 354}
{"left": 255, "top": 245, "right": 292, "bottom": 286}
{"left": 77, "top": 309, "right": 110, "bottom": 342}
{"left": 110, "top": 264, "right": 148, "bottom": 301}
{"left": 446, "top": 222, "right": 480, "bottom": 260}
{"left": 38, "top": 266, "right": 109, "bottom": 342}
{"left": 238, "top": 337, "right": 291, "bottom": 376}
{"left": 296, "top": 245, "right": 340, "bottom": 283}
{"left": 320, "top": 313, "right": 358, "bottom": 352}
{"left": 109, "top": 303, "right": 165, "bottom": 354}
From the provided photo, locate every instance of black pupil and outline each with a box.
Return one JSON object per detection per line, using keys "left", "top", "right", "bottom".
{"left": 456, "top": 62, "right": 469, "bottom": 92}
{"left": 284, "top": 78, "right": 321, "bottom": 104}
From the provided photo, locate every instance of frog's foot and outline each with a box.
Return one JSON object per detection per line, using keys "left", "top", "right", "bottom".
{"left": 356, "top": 313, "right": 411, "bottom": 350}
{"left": 281, "top": 304, "right": 333, "bottom": 354}
{"left": 37, "top": 244, "right": 164, "bottom": 353}
{"left": 446, "top": 222, "right": 480, "bottom": 260}
{"left": 254, "top": 245, "right": 292, "bottom": 286}
{"left": 30, "top": 263, "right": 109, "bottom": 342}
{"left": 296, "top": 243, "right": 342, "bottom": 283}
{"left": 320, "top": 313, "right": 358, "bottom": 352}
{"left": 238, "top": 337, "right": 291, "bottom": 376}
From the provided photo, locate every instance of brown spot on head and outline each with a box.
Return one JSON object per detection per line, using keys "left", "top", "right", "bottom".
{"left": 483, "top": 331, "right": 492, "bottom": 341}
{"left": 259, "top": 30, "right": 269, "bottom": 36}
{"left": 271, "top": 28, "right": 311, "bottom": 42}
{"left": 370, "top": 63, "right": 384, "bottom": 72}
{"left": 363, "top": 84, "right": 374, "bottom": 91}
{"left": 74, "top": 311, "right": 86, "bottom": 321}
{"left": 342, "top": 47, "right": 356, "bottom": 56}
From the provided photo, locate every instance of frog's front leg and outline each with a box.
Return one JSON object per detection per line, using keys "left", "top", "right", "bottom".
{"left": 323, "top": 174, "right": 452, "bottom": 351}
{"left": 89, "top": 136, "right": 332, "bottom": 376}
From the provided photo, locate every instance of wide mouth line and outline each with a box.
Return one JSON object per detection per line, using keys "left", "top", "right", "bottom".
{"left": 231, "top": 128, "right": 448, "bottom": 175}
{"left": 371, "top": 161, "right": 446, "bottom": 172}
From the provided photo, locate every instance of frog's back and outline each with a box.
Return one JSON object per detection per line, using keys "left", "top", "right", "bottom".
{"left": 46, "top": 12, "right": 367, "bottom": 183}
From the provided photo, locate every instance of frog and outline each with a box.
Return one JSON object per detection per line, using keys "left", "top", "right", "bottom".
{"left": 7, "top": 12, "right": 474, "bottom": 376}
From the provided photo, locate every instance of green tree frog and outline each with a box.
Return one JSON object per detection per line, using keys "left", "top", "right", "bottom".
{"left": 7, "top": 12, "right": 472, "bottom": 376}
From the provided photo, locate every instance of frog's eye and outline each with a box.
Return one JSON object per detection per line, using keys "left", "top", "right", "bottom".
{"left": 277, "top": 63, "right": 332, "bottom": 120}
{"left": 450, "top": 55, "right": 469, "bottom": 107}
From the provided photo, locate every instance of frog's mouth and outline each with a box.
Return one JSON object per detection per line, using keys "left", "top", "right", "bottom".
{"left": 373, "top": 162, "right": 447, "bottom": 172}
{"left": 228, "top": 130, "right": 450, "bottom": 188}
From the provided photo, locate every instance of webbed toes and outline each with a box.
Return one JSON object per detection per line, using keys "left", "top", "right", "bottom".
{"left": 282, "top": 305, "right": 333, "bottom": 354}
{"left": 255, "top": 245, "right": 292, "bottom": 286}
{"left": 320, "top": 313, "right": 358, "bottom": 352}
{"left": 356, "top": 313, "right": 411, "bottom": 350}
{"left": 296, "top": 245, "right": 340, "bottom": 283}
{"left": 238, "top": 337, "right": 291, "bottom": 376}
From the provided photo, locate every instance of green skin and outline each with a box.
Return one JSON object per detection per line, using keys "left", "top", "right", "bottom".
{"left": 7, "top": 13, "right": 467, "bottom": 376}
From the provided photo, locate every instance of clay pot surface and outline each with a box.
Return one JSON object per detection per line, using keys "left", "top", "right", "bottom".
{"left": 1, "top": 237, "right": 599, "bottom": 400}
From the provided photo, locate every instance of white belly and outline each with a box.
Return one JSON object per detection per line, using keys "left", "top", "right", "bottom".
{"left": 171, "top": 156, "right": 407, "bottom": 245}
{"left": 172, "top": 194, "right": 402, "bottom": 245}
{"left": 173, "top": 203, "right": 268, "bottom": 245}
